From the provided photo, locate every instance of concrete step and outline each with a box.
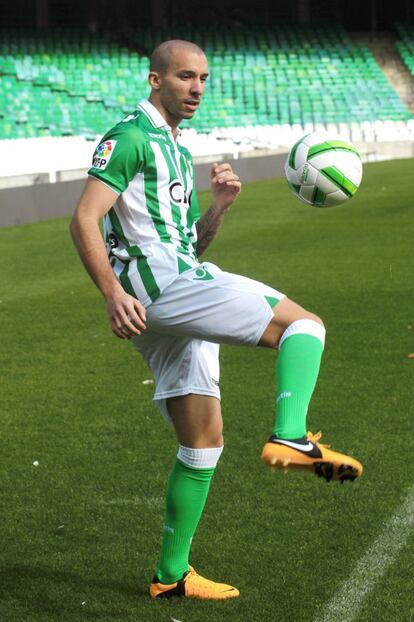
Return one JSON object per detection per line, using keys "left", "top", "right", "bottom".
{"left": 355, "top": 33, "right": 414, "bottom": 113}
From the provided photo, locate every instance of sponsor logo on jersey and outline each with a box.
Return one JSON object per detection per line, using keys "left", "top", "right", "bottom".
{"left": 92, "top": 140, "right": 117, "bottom": 170}
{"left": 169, "top": 181, "right": 185, "bottom": 204}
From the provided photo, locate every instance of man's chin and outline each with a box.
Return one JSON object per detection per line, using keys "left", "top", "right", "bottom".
{"left": 181, "top": 110, "right": 197, "bottom": 119}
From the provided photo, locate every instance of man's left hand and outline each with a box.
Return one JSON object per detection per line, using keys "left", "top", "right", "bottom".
{"left": 211, "top": 162, "right": 241, "bottom": 212}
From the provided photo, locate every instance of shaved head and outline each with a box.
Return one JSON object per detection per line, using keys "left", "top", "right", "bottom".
{"left": 150, "top": 40, "right": 206, "bottom": 75}
{"left": 147, "top": 39, "right": 209, "bottom": 131}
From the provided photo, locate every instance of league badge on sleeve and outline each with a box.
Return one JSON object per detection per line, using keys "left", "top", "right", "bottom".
{"left": 92, "top": 140, "right": 117, "bottom": 170}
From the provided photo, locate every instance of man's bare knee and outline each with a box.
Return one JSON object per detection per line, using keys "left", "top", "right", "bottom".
{"left": 305, "top": 312, "right": 324, "bottom": 328}
{"left": 167, "top": 394, "right": 224, "bottom": 448}
{"left": 259, "top": 298, "right": 325, "bottom": 349}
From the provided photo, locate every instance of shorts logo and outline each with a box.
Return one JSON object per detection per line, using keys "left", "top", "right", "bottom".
{"left": 193, "top": 267, "right": 214, "bottom": 281}
{"left": 92, "top": 140, "right": 117, "bottom": 170}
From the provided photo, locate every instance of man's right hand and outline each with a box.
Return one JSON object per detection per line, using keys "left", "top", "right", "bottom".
{"left": 105, "top": 288, "right": 147, "bottom": 340}
{"left": 70, "top": 178, "right": 147, "bottom": 340}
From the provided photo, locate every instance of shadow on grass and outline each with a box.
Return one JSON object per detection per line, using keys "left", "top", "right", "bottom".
{"left": 0, "top": 564, "right": 150, "bottom": 619}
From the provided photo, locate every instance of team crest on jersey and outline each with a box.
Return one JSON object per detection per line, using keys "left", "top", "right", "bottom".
{"left": 92, "top": 140, "right": 117, "bottom": 170}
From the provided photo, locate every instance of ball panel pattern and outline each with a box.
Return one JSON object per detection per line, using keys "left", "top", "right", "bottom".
{"left": 285, "top": 132, "right": 362, "bottom": 208}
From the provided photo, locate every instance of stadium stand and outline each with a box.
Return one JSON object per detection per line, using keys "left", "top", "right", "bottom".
{"left": 0, "top": 29, "right": 147, "bottom": 139}
{"left": 1, "top": 24, "right": 414, "bottom": 186}
{"left": 396, "top": 23, "right": 414, "bottom": 78}
{"left": 0, "top": 24, "right": 413, "bottom": 142}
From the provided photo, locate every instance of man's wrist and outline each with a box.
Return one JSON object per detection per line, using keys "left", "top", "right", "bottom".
{"left": 101, "top": 279, "right": 124, "bottom": 300}
{"left": 210, "top": 200, "right": 231, "bottom": 214}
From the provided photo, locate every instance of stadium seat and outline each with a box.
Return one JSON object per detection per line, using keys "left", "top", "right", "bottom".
{"left": 0, "top": 25, "right": 412, "bottom": 140}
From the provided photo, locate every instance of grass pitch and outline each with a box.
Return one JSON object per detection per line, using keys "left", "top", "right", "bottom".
{"left": 0, "top": 158, "right": 413, "bottom": 622}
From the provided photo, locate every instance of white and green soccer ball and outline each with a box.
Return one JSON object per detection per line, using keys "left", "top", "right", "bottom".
{"left": 285, "top": 132, "right": 363, "bottom": 207}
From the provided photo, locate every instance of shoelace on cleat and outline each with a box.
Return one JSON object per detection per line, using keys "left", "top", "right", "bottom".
{"left": 307, "top": 430, "right": 331, "bottom": 448}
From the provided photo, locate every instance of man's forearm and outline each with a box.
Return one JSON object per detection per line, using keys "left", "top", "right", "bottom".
{"left": 196, "top": 203, "right": 228, "bottom": 257}
{"left": 69, "top": 214, "right": 122, "bottom": 298}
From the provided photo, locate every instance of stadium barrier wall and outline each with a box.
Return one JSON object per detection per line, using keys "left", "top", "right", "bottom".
{"left": 0, "top": 152, "right": 287, "bottom": 228}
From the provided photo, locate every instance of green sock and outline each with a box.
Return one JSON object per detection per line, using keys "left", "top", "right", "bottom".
{"left": 273, "top": 332, "right": 324, "bottom": 439}
{"left": 155, "top": 458, "right": 215, "bottom": 584}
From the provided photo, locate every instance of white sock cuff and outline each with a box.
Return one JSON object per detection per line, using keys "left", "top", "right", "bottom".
{"left": 279, "top": 319, "right": 326, "bottom": 350}
{"left": 177, "top": 445, "right": 224, "bottom": 469}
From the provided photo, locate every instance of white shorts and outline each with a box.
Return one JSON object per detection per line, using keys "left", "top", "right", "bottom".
{"left": 132, "top": 261, "right": 285, "bottom": 422}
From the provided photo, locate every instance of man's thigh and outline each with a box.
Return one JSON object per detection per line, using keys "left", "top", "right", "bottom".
{"left": 133, "top": 329, "right": 221, "bottom": 423}
{"left": 145, "top": 261, "right": 285, "bottom": 347}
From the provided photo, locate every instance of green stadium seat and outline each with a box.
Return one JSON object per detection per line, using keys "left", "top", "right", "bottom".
{"left": 0, "top": 24, "right": 412, "bottom": 139}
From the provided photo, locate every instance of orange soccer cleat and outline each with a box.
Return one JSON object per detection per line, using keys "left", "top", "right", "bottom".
{"left": 262, "top": 431, "right": 363, "bottom": 483}
{"left": 149, "top": 566, "right": 240, "bottom": 600}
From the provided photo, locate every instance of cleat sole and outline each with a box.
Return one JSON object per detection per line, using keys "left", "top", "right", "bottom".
{"left": 314, "top": 461, "right": 333, "bottom": 482}
{"left": 314, "top": 462, "right": 359, "bottom": 483}
{"left": 338, "top": 464, "right": 359, "bottom": 482}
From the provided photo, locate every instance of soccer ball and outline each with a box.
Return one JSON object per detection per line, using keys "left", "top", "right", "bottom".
{"left": 285, "top": 132, "right": 363, "bottom": 207}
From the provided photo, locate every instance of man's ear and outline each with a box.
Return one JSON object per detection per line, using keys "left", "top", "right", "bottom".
{"left": 148, "top": 71, "right": 161, "bottom": 90}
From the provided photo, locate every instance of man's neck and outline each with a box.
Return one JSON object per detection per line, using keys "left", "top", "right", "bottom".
{"left": 148, "top": 95, "right": 180, "bottom": 135}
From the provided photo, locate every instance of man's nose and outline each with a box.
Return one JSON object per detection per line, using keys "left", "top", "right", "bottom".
{"left": 190, "top": 79, "right": 203, "bottom": 95}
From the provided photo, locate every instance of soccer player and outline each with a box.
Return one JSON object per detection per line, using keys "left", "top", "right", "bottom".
{"left": 70, "top": 40, "right": 363, "bottom": 601}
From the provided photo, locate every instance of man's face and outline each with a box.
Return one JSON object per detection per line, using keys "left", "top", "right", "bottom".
{"left": 151, "top": 49, "right": 209, "bottom": 125}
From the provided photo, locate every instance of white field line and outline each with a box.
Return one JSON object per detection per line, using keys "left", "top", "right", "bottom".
{"left": 316, "top": 486, "right": 414, "bottom": 622}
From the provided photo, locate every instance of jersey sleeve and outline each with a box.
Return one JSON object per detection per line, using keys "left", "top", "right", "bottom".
{"left": 88, "top": 127, "right": 145, "bottom": 194}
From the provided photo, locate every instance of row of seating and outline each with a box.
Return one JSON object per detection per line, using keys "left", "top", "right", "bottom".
{"left": 396, "top": 23, "right": 414, "bottom": 79}
{"left": 0, "top": 25, "right": 413, "bottom": 139}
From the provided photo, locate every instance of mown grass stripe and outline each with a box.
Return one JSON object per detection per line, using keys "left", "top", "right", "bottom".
{"left": 320, "top": 166, "right": 358, "bottom": 197}
{"left": 308, "top": 140, "right": 360, "bottom": 160}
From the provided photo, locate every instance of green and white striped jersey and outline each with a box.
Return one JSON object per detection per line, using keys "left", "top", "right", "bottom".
{"left": 88, "top": 99, "right": 201, "bottom": 307}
